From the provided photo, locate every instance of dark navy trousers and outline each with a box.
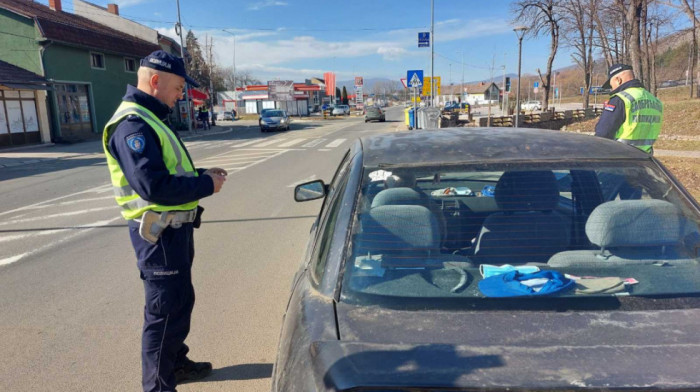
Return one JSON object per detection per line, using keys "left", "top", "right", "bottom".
{"left": 129, "top": 221, "right": 196, "bottom": 392}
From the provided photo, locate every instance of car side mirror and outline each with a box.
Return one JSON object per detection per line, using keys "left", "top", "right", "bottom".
{"left": 294, "top": 180, "right": 327, "bottom": 202}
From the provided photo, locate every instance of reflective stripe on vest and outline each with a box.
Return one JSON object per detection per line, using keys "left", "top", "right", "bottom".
{"left": 103, "top": 101, "right": 199, "bottom": 220}
{"left": 613, "top": 87, "right": 663, "bottom": 153}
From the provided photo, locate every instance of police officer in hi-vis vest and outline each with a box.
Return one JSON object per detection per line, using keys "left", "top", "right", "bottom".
{"left": 595, "top": 63, "right": 663, "bottom": 154}
{"left": 103, "top": 50, "right": 227, "bottom": 392}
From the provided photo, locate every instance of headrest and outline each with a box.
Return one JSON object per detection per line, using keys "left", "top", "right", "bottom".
{"left": 586, "top": 200, "right": 687, "bottom": 248}
{"left": 371, "top": 187, "right": 424, "bottom": 208}
{"left": 385, "top": 173, "right": 417, "bottom": 188}
{"left": 494, "top": 171, "right": 559, "bottom": 211}
{"left": 361, "top": 205, "right": 440, "bottom": 252}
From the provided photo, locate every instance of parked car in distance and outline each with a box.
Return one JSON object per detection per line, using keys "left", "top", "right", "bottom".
{"left": 260, "top": 109, "right": 291, "bottom": 132}
{"left": 521, "top": 100, "right": 542, "bottom": 111}
{"left": 273, "top": 128, "right": 700, "bottom": 392}
{"left": 364, "top": 106, "right": 385, "bottom": 122}
{"left": 221, "top": 111, "right": 235, "bottom": 121}
{"left": 332, "top": 104, "right": 350, "bottom": 116}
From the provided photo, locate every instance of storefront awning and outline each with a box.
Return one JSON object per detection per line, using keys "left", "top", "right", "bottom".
{"left": 188, "top": 88, "right": 209, "bottom": 100}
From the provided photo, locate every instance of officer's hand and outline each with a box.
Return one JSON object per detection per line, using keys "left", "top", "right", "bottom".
{"left": 204, "top": 167, "right": 228, "bottom": 177}
{"left": 207, "top": 173, "right": 226, "bottom": 193}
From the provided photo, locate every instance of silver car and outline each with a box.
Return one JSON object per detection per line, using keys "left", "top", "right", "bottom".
{"left": 332, "top": 104, "right": 350, "bottom": 116}
{"left": 260, "top": 109, "right": 291, "bottom": 132}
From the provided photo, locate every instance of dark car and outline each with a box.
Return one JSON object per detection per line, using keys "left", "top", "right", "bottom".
{"left": 364, "top": 106, "right": 385, "bottom": 122}
{"left": 273, "top": 128, "right": 700, "bottom": 392}
{"left": 260, "top": 109, "right": 291, "bottom": 132}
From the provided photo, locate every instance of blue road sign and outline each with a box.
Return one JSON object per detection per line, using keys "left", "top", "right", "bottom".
{"left": 580, "top": 87, "right": 585, "bottom": 95}
{"left": 407, "top": 70, "right": 424, "bottom": 88}
{"left": 533, "top": 81, "right": 539, "bottom": 88}
{"left": 418, "top": 32, "right": 430, "bottom": 48}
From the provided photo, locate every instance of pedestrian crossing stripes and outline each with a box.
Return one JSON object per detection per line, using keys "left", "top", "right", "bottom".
{"left": 301, "top": 138, "right": 327, "bottom": 148}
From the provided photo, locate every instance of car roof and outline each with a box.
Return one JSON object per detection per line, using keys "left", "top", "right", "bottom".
{"left": 359, "top": 128, "right": 651, "bottom": 167}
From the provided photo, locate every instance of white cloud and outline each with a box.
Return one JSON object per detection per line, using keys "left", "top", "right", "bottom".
{"left": 114, "top": 0, "right": 151, "bottom": 8}
{"left": 248, "top": 0, "right": 287, "bottom": 10}
{"left": 152, "top": 17, "right": 513, "bottom": 80}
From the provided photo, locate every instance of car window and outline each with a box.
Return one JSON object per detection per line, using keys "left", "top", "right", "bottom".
{"left": 340, "top": 162, "right": 700, "bottom": 308}
{"left": 309, "top": 150, "right": 353, "bottom": 285}
{"left": 263, "top": 110, "right": 284, "bottom": 117}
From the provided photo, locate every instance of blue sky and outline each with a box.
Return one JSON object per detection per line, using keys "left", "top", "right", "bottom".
{"left": 44, "top": 0, "right": 603, "bottom": 82}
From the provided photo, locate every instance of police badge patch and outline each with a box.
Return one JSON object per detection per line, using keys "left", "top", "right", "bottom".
{"left": 126, "top": 133, "right": 146, "bottom": 153}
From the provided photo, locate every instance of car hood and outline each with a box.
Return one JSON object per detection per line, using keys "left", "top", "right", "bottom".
{"left": 312, "top": 302, "right": 700, "bottom": 391}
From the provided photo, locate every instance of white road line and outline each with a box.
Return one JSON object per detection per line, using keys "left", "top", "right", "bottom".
{"left": 325, "top": 138, "right": 346, "bottom": 148}
{"left": 278, "top": 138, "right": 306, "bottom": 147}
{"left": 231, "top": 139, "right": 263, "bottom": 148}
{"left": 251, "top": 139, "right": 286, "bottom": 148}
{"left": 228, "top": 150, "right": 288, "bottom": 173}
{"left": 0, "top": 183, "right": 111, "bottom": 218}
{"left": 318, "top": 149, "right": 331, "bottom": 152}
{"left": 302, "top": 138, "right": 326, "bottom": 148}
{"left": 16, "top": 196, "right": 115, "bottom": 211}
{"left": 0, "top": 228, "right": 66, "bottom": 244}
{"left": 286, "top": 174, "right": 317, "bottom": 188}
{"left": 0, "top": 217, "right": 121, "bottom": 267}
{"left": 0, "top": 206, "right": 116, "bottom": 227}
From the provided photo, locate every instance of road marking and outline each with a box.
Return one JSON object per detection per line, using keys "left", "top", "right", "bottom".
{"left": 251, "top": 138, "right": 287, "bottom": 148}
{"left": 318, "top": 149, "right": 331, "bottom": 152}
{"left": 0, "top": 217, "right": 121, "bottom": 267}
{"left": 0, "top": 228, "right": 66, "bottom": 244}
{"left": 0, "top": 206, "right": 116, "bottom": 227}
{"left": 286, "top": 174, "right": 317, "bottom": 188}
{"left": 16, "top": 196, "right": 115, "bottom": 211}
{"left": 0, "top": 183, "right": 110, "bottom": 218}
{"left": 231, "top": 139, "right": 263, "bottom": 148}
{"left": 302, "top": 138, "right": 326, "bottom": 148}
{"left": 278, "top": 138, "right": 306, "bottom": 147}
{"left": 325, "top": 138, "right": 346, "bottom": 148}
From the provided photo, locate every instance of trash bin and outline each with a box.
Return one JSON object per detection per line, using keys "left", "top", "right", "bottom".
{"left": 408, "top": 108, "right": 416, "bottom": 129}
{"left": 416, "top": 108, "right": 424, "bottom": 129}
{"left": 404, "top": 108, "right": 411, "bottom": 126}
{"left": 416, "top": 108, "right": 440, "bottom": 129}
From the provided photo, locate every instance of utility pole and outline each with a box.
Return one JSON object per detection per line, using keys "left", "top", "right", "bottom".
{"left": 501, "top": 65, "right": 506, "bottom": 114}
{"left": 514, "top": 26, "right": 527, "bottom": 128}
{"left": 487, "top": 55, "right": 495, "bottom": 127}
{"left": 175, "top": 0, "right": 192, "bottom": 132}
{"left": 207, "top": 35, "right": 215, "bottom": 114}
{"left": 431, "top": 0, "right": 435, "bottom": 107}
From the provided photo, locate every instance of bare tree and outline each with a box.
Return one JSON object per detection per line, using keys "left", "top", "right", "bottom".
{"left": 512, "top": 0, "right": 563, "bottom": 111}
{"left": 562, "top": 0, "right": 599, "bottom": 108}
{"left": 661, "top": 0, "right": 699, "bottom": 97}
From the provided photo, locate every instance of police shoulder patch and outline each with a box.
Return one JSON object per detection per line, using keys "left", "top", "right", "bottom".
{"left": 126, "top": 133, "right": 146, "bottom": 153}
{"left": 604, "top": 103, "right": 616, "bottom": 112}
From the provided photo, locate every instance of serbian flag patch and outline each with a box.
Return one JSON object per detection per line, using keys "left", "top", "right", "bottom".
{"left": 604, "top": 103, "right": 616, "bottom": 112}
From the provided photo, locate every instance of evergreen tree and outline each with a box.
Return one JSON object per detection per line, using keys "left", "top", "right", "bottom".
{"left": 335, "top": 87, "right": 341, "bottom": 104}
{"left": 342, "top": 86, "right": 349, "bottom": 105}
{"left": 185, "top": 30, "right": 209, "bottom": 89}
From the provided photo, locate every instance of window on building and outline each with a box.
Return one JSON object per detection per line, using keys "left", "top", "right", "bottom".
{"left": 91, "top": 53, "right": 105, "bottom": 69}
{"left": 124, "top": 58, "right": 136, "bottom": 72}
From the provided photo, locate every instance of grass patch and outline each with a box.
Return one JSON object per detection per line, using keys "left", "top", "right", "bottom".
{"left": 660, "top": 99, "right": 700, "bottom": 138}
{"left": 656, "top": 156, "right": 700, "bottom": 201}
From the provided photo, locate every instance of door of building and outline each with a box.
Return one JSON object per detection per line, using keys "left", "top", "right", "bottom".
{"left": 55, "top": 83, "right": 93, "bottom": 140}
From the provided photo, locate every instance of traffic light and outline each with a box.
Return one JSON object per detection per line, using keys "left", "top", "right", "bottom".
{"left": 505, "top": 77, "right": 511, "bottom": 92}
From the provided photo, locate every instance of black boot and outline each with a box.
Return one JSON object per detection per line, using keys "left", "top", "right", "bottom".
{"left": 174, "top": 358, "right": 213, "bottom": 384}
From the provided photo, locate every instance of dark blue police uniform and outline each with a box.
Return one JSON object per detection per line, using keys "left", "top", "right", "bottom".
{"left": 594, "top": 79, "right": 645, "bottom": 139}
{"left": 108, "top": 85, "right": 214, "bottom": 392}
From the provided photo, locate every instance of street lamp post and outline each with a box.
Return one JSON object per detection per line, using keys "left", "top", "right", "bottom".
{"left": 175, "top": 0, "right": 192, "bottom": 132}
{"left": 514, "top": 26, "right": 528, "bottom": 128}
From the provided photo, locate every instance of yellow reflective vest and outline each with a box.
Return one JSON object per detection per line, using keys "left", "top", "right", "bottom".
{"left": 103, "top": 101, "right": 199, "bottom": 220}
{"left": 611, "top": 87, "right": 663, "bottom": 153}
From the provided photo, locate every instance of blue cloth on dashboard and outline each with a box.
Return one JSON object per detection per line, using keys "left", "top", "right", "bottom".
{"left": 479, "top": 264, "right": 540, "bottom": 278}
{"left": 478, "top": 270, "right": 575, "bottom": 297}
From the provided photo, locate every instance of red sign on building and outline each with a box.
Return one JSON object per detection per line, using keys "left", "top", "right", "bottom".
{"left": 323, "top": 72, "right": 336, "bottom": 96}
{"left": 355, "top": 76, "right": 363, "bottom": 87}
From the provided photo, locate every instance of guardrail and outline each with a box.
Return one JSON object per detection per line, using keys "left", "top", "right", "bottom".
{"left": 476, "top": 108, "right": 601, "bottom": 128}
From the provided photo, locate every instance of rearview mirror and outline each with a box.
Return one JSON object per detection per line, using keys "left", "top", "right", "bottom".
{"left": 294, "top": 180, "right": 327, "bottom": 202}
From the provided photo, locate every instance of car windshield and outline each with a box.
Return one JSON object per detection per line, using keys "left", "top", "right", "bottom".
{"left": 263, "top": 110, "right": 284, "bottom": 117}
{"left": 341, "top": 161, "right": 700, "bottom": 308}
{"left": 367, "top": 107, "right": 381, "bottom": 113}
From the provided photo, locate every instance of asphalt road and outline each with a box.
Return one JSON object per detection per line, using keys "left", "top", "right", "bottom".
{"left": 0, "top": 106, "right": 404, "bottom": 391}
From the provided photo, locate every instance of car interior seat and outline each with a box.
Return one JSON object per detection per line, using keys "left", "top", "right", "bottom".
{"left": 472, "top": 170, "right": 569, "bottom": 264}
{"left": 357, "top": 205, "right": 441, "bottom": 267}
{"left": 371, "top": 186, "right": 448, "bottom": 247}
{"left": 548, "top": 199, "right": 698, "bottom": 267}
